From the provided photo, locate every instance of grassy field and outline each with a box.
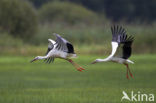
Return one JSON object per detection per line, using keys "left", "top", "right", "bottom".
{"left": 0, "top": 54, "right": 156, "bottom": 103}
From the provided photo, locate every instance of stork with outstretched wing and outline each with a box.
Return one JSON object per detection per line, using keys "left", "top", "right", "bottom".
{"left": 92, "top": 25, "right": 134, "bottom": 79}
{"left": 31, "top": 33, "right": 85, "bottom": 72}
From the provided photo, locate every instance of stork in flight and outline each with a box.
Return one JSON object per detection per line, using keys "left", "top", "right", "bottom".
{"left": 92, "top": 25, "right": 134, "bottom": 79}
{"left": 31, "top": 33, "right": 85, "bottom": 72}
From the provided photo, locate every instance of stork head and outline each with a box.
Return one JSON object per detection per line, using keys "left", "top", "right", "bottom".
{"left": 30, "top": 56, "right": 40, "bottom": 63}
{"left": 91, "top": 59, "right": 108, "bottom": 64}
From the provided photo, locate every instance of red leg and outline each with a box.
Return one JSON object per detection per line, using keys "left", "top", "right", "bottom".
{"left": 67, "top": 59, "right": 80, "bottom": 70}
{"left": 126, "top": 67, "right": 129, "bottom": 79}
{"left": 125, "top": 64, "right": 133, "bottom": 78}
{"left": 67, "top": 59, "right": 85, "bottom": 72}
{"left": 72, "top": 62, "right": 85, "bottom": 70}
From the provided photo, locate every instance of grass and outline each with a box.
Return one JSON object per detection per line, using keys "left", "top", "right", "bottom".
{"left": 0, "top": 54, "right": 156, "bottom": 103}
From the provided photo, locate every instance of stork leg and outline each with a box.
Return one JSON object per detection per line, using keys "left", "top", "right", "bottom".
{"left": 66, "top": 59, "right": 85, "bottom": 72}
{"left": 125, "top": 64, "right": 133, "bottom": 79}
{"left": 126, "top": 67, "right": 129, "bottom": 79}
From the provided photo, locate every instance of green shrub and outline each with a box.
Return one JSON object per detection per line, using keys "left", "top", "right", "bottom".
{"left": 39, "top": 2, "right": 98, "bottom": 24}
{"left": 0, "top": 32, "right": 23, "bottom": 47}
{"left": 0, "top": 0, "right": 38, "bottom": 40}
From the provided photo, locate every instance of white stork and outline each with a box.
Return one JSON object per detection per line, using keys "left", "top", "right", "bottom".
{"left": 92, "top": 25, "right": 134, "bottom": 79}
{"left": 31, "top": 33, "right": 85, "bottom": 72}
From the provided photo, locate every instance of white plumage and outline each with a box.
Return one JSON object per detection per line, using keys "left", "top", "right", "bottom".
{"left": 31, "top": 33, "right": 85, "bottom": 72}
{"left": 92, "top": 25, "right": 134, "bottom": 79}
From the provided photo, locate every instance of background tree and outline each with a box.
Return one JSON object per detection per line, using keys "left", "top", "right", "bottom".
{"left": 39, "top": 1, "right": 98, "bottom": 24}
{"left": 0, "top": 0, "right": 38, "bottom": 40}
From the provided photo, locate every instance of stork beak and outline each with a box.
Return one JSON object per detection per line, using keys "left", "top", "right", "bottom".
{"left": 30, "top": 58, "right": 37, "bottom": 63}
{"left": 91, "top": 61, "right": 97, "bottom": 64}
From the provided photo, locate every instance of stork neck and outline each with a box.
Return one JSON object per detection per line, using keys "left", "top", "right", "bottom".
{"left": 38, "top": 56, "right": 48, "bottom": 60}
{"left": 97, "top": 58, "right": 110, "bottom": 62}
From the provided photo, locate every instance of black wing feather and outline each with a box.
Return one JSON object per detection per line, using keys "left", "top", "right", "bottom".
{"left": 111, "top": 25, "right": 126, "bottom": 43}
{"left": 122, "top": 36, "right": 134, "bottom": 59}
{"left": 44, "top": 57, "right": 55, "bottom": 64}
{"left": 44, "top": 40, "right": 55, "bottom": 64}
{"left": 54, "top": 33, "right": 75, "bottom": 54}
{"left": 45, "top": 42, "right": 54, "bottom": 55}
{"left": 66, "top": 43, "right": 75, "bottom": 53}
{"left": 111, "top": 25, "right": 134, "bottom": 59}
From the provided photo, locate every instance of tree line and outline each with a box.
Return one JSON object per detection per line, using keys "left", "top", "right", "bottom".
{"left": 28, "top": 0, "right": 156, "bottom": 23}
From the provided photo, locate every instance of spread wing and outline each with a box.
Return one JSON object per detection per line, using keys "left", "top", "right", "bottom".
{"left": 54, "top": 33, "right": 75, "bottom": 53}
{"left": 44, "top": 57, "right": 55, "bottom": 64}
{"left": 45, "top": 40, "right": 54, "bottom": 55}
{"left": 44, "top": 39, "right": 55, "bottom": 64}
{"left": 44, "top": 33, "right": 75, "bottom": 64}
{"left": 110, "top": 25, "right": 134, "bottom": 59}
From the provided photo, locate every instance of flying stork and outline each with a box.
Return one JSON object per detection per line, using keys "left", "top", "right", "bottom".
{"left": 31, "top": 33, "right": 85, "bottom": 72}
{"left": 92, "top": 25, "right": 134, "bottom": 79}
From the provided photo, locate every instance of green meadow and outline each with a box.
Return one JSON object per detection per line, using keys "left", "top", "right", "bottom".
{"left": 1, "top": 0, "right": 156, "bottom": 103}
{"left": 0, "top": 55, "right": 155, "bottom": 103}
